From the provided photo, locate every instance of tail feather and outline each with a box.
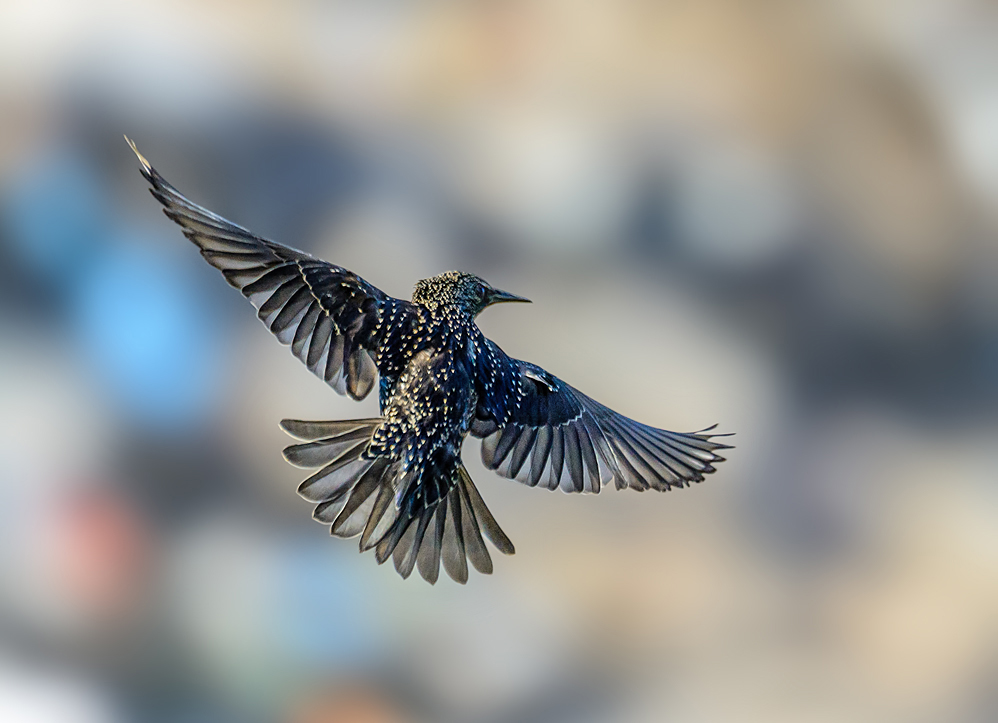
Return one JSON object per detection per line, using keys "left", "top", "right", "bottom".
{"left": 394, "top": 513, "right": 432, "bottom": 580}
{"left": 331, "top": 475, "right": 385, "bottom": 538}
{"left": 280, "top": 418, "right": 382, "bottom": 441}
{"left": 281, "top": 417, "right": 515, "bottom": 584}
{"left": 457, "top": 476, "right": 496, "bottom": 573}
{"left": 329, "top": 461, "right": 393, "bottom": 538}
{"left": 298, "top": 457, "right": 374, "bottom": 503}
{"left": 416, "top": 507, "right": 446, "bottom": 583}
{"left": 360, "top": 484, "right": 397, "bottom": 551}
{"left": 461, "top": 467, "right": 515, "bottom": 555}
{"left": 283, "top": 434, "right": 372, "bottom": 468}
{"left": 440, "top": 493, "right": 469, "bottom": 583}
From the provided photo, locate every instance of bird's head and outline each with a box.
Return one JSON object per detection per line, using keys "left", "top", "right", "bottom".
{"left": 412, "top": 271, "right": 530, "bottom": 316}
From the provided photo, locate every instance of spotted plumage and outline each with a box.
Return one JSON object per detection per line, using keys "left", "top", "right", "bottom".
{"left": 128, "top": 137, "right": 732, "bottom": 584}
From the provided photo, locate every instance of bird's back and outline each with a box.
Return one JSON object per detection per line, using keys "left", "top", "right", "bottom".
{"left": 370, "top": 309, "right": 478, "bottom": 510}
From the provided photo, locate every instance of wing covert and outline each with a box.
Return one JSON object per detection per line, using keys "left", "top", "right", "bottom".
{"left": 473, "top": 337, "right": 731, "bottom": 493}
{"left": 128, "top": 138, "right": 414, "bottom": 401}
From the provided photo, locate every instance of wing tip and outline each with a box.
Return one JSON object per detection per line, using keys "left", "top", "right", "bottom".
{"left": 694, "top": 424, "right": 736, "bottom": 451}
{"left": 124, "top": 134, "right": 154, "bottom": 177}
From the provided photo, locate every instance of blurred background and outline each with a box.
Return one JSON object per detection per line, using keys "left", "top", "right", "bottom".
{"left": 1, "top": 1, "right": 997, "bottom": 721}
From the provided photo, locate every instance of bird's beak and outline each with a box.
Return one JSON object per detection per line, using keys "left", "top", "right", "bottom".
{"left": 486, "top": 288, "right": 532, "bottom": 306}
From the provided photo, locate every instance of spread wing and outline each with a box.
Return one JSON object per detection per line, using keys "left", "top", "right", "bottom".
{"left": 472, "top": 337, "right": 731, "bottom": 493}
{"left": 128, "top": 138, "right": 414, "bottom": 401}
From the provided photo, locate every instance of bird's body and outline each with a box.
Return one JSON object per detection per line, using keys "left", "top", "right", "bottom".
{"left": 127, "top": 137, "right": 731, "bottom": 584}
{"left": 373, "top": 311, "right": 477, "bottom": 509}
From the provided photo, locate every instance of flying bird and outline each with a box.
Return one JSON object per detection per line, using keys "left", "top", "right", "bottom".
{"left": 127, "top": 137, "right": 731, "bottom": 584}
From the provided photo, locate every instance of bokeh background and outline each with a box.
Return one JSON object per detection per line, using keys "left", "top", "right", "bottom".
{"left": 2, "top": 1, "right": 997, "bottom": 722}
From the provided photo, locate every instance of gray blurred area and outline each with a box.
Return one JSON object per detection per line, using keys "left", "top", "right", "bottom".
{"left": 1, "top": 1, "right": 997, "bottom": 722}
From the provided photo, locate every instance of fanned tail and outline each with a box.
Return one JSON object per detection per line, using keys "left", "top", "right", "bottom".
{"left": 375, "top": 463, "right": 515, "bottom": 584}
{"left": 281, "top": 418, "right": 514, "bottom": 584}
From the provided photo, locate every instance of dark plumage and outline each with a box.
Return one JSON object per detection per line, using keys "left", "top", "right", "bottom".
{"left": 127, "top": 137, "right": 732, "bottom": 584}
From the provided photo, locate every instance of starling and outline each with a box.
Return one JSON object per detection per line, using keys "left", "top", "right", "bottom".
{"left": 127, "top": 137, "right": 732, "bottom": 584}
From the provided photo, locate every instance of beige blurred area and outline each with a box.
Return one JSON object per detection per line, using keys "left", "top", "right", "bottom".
{"left": 1, "top": 1, "right": 997, "bottom": 722}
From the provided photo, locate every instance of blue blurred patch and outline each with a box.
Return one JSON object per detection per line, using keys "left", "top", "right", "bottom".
{"left": 270, "top": 541, "right": 381, "bottom": 670}
{"left": 3, "top": 149, "right": 106, "bottom": 293}
{"left": 72, "top": 233, "right": 223, "bottom": 431}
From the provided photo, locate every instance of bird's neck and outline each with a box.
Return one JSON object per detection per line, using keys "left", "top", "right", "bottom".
{"left": 423, "top": 303, "right": 474, "bottom": 326}
{"left": 418, "top": 305, "right": 476, "bottom": 356}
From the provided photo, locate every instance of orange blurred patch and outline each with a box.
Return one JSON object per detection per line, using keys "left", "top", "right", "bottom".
{"left": 288, "top": 683, "right": 412, "bottom": 723}
{"left": 49, "top": 486, "right": 151, "bottom": 621}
